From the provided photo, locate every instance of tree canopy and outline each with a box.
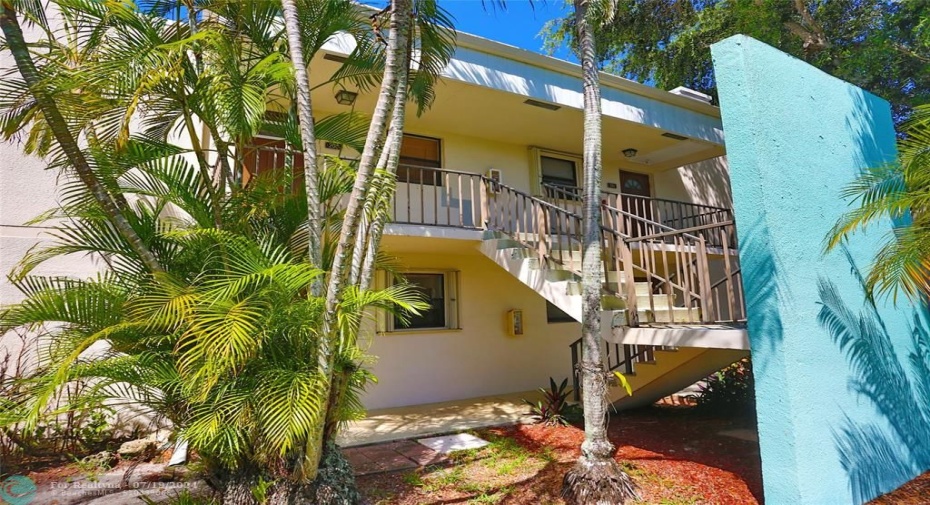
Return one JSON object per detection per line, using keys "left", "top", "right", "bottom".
{"left": 543, "top": 0, "right": 930, "bottom": 120}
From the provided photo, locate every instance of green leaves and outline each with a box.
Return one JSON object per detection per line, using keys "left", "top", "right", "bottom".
{"left": 543, "top": 0, "right": 929, "bottom": 117}
{"left": 829, "top": 104, "right": 930, "bottom": 303}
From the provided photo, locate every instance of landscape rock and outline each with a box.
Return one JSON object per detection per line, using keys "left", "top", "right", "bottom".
{"left": 117, "top": 438, "right": 157, "bottom": 459}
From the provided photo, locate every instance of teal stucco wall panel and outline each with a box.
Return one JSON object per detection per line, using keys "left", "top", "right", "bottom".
{"left": 711, "top": 35, "right": 930, "bottom": 504}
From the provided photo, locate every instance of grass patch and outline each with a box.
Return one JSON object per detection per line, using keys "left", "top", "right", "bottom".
{"left": 466, "top": 486, "right": 513, "bottom": 504}
{"left": 365, "top": 487, "right": 397, "bottom": 505}
{"left": 654, "top": 497, "right": 701, "bottom": 505}
{"left": 401, "top": 471, "right": 424, "bottom": 487}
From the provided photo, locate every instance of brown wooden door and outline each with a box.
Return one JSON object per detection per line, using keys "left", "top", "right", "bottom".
{"left": 619, "top": 170, "right": 652, "bottom": 235}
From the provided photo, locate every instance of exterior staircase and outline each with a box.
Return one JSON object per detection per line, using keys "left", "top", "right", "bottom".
{"left": 241, "top": 145, "right": 751, "bottom": 408}
{"left": 475, "top": 179, "right": 750, "bottom": 408}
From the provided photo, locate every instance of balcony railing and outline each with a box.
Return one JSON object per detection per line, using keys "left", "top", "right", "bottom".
{"left": 235, "top": 148, "right": 745, "bottom": 326}
{"left": 542, "top": 183, "right": 735, "bottom": 248}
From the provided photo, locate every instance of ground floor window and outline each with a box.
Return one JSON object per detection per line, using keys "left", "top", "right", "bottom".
{"left": 385, "top": 270, "right": 459, "bottom": 331}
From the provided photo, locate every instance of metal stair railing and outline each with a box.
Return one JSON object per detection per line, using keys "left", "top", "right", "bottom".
{"left": 236, "top": 147, "right": 745, "bottom": 326}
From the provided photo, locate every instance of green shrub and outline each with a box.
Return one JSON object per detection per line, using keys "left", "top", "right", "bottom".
{"left": 695, "top": 358, "right": 755, "bottom": 417}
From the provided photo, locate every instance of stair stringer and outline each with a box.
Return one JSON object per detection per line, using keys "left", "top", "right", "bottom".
{"left": 607, "top": 347, "right": 749, "bottom": 410}
{"left": 478, "top": 237, "right": 672, "bottom": 327}
{"left": 478, "top": 237, "right": 586, "bottom": 321}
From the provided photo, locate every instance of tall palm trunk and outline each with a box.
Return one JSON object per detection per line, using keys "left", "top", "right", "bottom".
{"left": 279, "top": 0, "right": 412, "bottom": 483}
{"left": 355, "top": 21, "right": 413, "bottom": 289}
{"left": 562, "top": 1, "right": 636, "bottom": 503}
{"left": 0, "top": 3, "right": 162, "bottom": 274}
{"left": 324, "top": 0, "right": 410, "bottom": 310}
{"left": 281, "top": 0, "right": 323, "bottom": 295}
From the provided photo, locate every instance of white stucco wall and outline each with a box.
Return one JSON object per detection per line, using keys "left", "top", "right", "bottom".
{"left": 0, "top": 9, "right": 101, "bottom": 308}
{"left": 652, "top": 156, "right": 733, "bottom": 208}
{"left": 360, "top": 250, "right": 581, "bottom": 410}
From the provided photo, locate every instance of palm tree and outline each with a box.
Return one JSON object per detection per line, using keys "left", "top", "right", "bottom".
{"left": 281, "top": 0, "right": 323, "bottom": 296}
{"left": 562, "top": 0, "right": 637, "bottom": 503}
{"left": 1, "top": 0, "right": 453, "bottom": 501}
{"left": 828, "top": 104, "right": 930, "bottom": 302}
{"left": 1, "top": 157, "right": 427, "bottom": 503}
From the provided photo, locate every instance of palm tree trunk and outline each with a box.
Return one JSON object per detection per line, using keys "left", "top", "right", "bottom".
{"left": 304, "top": 0, "right": 410, "bottom": 482}
{"left": 562, "top": 1, "right": 636, "bottom": 503}
{"left": 0, "top": 3, "right": 162, "bottom": 275}
{"left": 356, "top": 22, "right": 413, "bottom": 289}
{"left": 281, "top": 0, "right": 323, "bottom": 295}
{"left": 180, "top": 105, "right": 223, "bottom": 228}
{"left": 324, "top": 0, "right": 409, "bottom": 307}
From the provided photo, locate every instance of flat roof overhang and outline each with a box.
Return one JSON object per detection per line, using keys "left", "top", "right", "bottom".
{"left": 297, "top": 33, "right": 726, "bottom": 171}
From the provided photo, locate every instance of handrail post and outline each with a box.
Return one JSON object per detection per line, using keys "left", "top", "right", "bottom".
{"left": 621, "top": 238, "right": 638, "bottom": 327}
{"left": 537, "top": 202, "right": 549, "bottom": 262}
{"left": 696, "top": 236, "right": 715, "bottom": 323}
{"left": 623, "top": 345, "right": 634, "bottom": 375}
{"left": 479, "top": 177, "right": 490, "bottom": 230}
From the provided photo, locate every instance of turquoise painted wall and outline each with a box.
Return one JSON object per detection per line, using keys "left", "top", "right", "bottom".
{"left": 711, "top": 35, "right": 930, "bottom": 504}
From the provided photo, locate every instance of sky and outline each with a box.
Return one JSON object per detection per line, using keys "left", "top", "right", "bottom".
{"left": 364, "top": 0, "right": 576, "bottom": 61}
{"left": 437, "top": 0, "right": 575, "bottom": 61}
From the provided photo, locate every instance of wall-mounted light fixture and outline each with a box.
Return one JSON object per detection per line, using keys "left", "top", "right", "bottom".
{"left": 622, "top": 148, "right": 638, "bottom": 158}
{"left": 335, "top": 90, "right": 358, "bottom": 106}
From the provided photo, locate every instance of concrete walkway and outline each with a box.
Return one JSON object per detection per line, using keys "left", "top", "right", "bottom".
{"left": 336, "top": 391, "right": 539, "bottom": 447}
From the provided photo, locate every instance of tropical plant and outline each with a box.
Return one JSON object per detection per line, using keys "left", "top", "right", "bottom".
{"left": 561, "top": 1, "right": 637, "bottom": 503}
{"left": 694, "top": 358, "right": 756, "bottom": 417}
{"left": 524, "top": 378, "right": 583, "bottom": 427}
{"left": 827, "top": 104, "right": 930, "bottom": 303}
{"left": 543, "top": 0, "right": 930, "bottom": 122}
{"left": 0, "top": 0, "right": 453, "bottom": 502}
{"left": 0, "top": 161, "right": 427, "bottom": 500}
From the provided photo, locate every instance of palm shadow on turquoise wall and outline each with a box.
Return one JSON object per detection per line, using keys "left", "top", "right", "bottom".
{"left": 818, "top": 249, "right": 930, "bottom": 503}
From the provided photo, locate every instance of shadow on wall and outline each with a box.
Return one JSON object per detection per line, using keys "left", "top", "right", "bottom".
{"left": 738, "top": 216, "right": 786, "bottom": 373}
{"left": 655, "top": 156, "right": 734, "bottom": 208}
{"left": 818, "top": 250, "right": 930, "bottom": 503}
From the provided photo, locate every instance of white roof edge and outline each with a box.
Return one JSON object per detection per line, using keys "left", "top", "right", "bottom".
{"left": 453, "top": 31, "right": 721, "bottom": 119}
{"left": 321, "top": 23, "right": 721, "bottom": 120}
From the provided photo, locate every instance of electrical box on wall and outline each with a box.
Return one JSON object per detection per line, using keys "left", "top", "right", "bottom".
{"left": 507, "top": 309, "right": 524, "bottom": 336}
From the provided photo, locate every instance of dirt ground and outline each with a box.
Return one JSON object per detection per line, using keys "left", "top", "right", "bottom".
{"left": 357, "top": 406, "right": 763, "bottom": 505}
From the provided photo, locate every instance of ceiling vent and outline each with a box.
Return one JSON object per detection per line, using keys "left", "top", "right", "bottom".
{"left": 661, "top": 132, "right": 688, "bottom": 141}
{"left": 524, "top": 99, "right": 561, "bottom": 111}
{"left": 323, "top": 53, "right": 349, "bottom": 63}
{"left": 668, "top": 86, "right": 713, "bottom": 105}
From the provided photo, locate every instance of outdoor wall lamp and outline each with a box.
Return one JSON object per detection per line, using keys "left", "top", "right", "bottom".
{"left": 335, "top": 90, "right": 358, "bottom": 106}
{"left": 622, "top": 148, "right": 638, "bottom": 158}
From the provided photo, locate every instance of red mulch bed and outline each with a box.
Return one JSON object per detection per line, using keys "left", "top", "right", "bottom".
{"left": 868, "top": 471, "right": 930, "bottom": 504}
{"left": 358, "top": 406, "right": 763, "bottom": 504}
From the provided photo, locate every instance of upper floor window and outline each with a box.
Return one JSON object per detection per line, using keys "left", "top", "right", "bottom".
{"left": 530, "top": 148, "right": 582, "bottom": 197}
{"left": 398, "top": 134, "right": 442, "bottom": 186}
{"left": 541, "top": 155, "right": 578, "bottom": 189}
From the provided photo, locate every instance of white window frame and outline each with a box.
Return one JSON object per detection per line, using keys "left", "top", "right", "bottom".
{"left": 529, "top": 147, "right": 583, "bottom": 196}
{"left": 376, "top": 269, "right": 460, "bottom": 333}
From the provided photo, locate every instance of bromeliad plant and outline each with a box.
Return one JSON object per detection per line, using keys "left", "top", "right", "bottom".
{"left": 524, "top": 377, "right": 583, "bottom": 427}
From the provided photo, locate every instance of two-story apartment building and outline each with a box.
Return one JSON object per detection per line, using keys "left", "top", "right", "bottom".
{"left": 236, "top": 32, "right": 750, "bottom": 411}
{"left": 0, "top": 23, "right": 750, "bottom": 413}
